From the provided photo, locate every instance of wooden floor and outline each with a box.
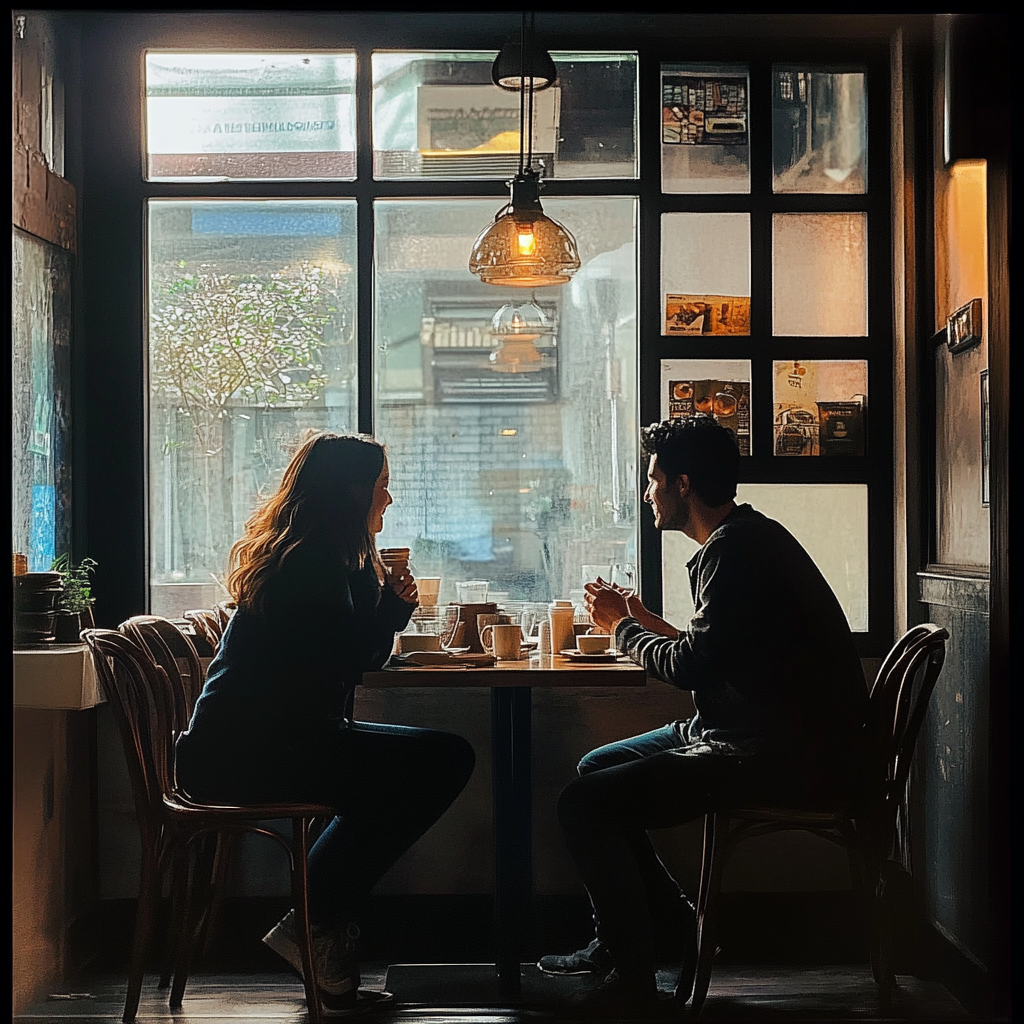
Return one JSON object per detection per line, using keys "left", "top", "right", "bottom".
{"left": 14, "top": 963, "right": 975, "bottom": 1023}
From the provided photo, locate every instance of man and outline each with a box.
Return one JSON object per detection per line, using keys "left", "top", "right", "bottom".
{"left": 540, "top": 415, "right": 867, "bottom": 1015}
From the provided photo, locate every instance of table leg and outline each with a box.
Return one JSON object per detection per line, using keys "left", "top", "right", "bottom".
{"left": 491, "top": 685, "right": 532, "bottom": 1001}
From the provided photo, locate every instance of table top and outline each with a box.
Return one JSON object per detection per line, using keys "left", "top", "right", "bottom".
{"left": 363, "top": 653, "right": 646, "bottom": 688}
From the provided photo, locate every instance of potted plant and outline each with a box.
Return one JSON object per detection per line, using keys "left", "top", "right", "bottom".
{"left": 51, "top": 555, "right": 98, "bottom": 642}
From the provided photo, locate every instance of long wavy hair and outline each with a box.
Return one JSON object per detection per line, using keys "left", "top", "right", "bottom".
{"left": 227, "top": 432, "right": 386, "bottom": 613}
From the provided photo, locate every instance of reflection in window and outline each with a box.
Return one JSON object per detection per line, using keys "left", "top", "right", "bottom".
{"left": 12, "top": 229, "right": 73, "bottom": 570}
{"left": 661, "top": 213, "right": 750, "bottom": 336}
{"left": 145, "top": 53, "right": 357, "bottom": 181}
{"left": 146, "top": 200, "right": 358, "bottom": 616}
{"left": 372, "top": 52, "right": 637, "bottom": 180}
{"left": 661, "top": 64, "right": 750, "bottom": 194}
{"left": 374, "top": 198, "right": 637, "bottom": 606}
{"left": 772, "top": 70, "right": 866, "bottom": 193}
{"left": 661, "top": 358, "right": 752, "bottom": 456}
{"left": 663, "top": 483, "right": 868, "bottom": 631}
{"left": 773, "top": 213, "right": 867, "bottom": 337}
{"left": 773, "top": 360, "right": 867, "bottom": 456}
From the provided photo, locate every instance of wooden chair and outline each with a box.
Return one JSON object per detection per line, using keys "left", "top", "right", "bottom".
{"left": 687, "top": 623, "right": 949, "bottom": 1016}
{"left": 83, "top": 627, "right": 334, "bottom": 1022}
{"left": 182, "top": 608, "right": 223, "bottom": 654}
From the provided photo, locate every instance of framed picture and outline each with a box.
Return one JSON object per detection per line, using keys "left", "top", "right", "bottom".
{"left": 981, "top": 369, "right": 990, "bottom": 506}
{"left": 947, "top": 298, "right": 982, "bottom": 354}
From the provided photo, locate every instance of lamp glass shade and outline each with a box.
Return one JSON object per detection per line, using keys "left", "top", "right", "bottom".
{"left": 470, "top": 204, "right": 581, "bottom": 288}
{"left": 491, "top": 42, "right": 557, "bottom": 92}
{"left": 490, "top": 300, "right": 549, "bottom": 340}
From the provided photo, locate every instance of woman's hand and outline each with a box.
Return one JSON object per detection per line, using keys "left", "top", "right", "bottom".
{"left": 386, "top": 567, "right": 419, "bottom": 606}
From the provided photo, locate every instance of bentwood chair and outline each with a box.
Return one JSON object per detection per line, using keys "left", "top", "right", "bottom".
{"left": 182, "top": 608, "right": 224, "bottom": 654}
{"left": 84, "top": 627, "right": 334, "bottom": 1023}
{"left": 686, "top": 624, "right": 949, "bottom": 1016}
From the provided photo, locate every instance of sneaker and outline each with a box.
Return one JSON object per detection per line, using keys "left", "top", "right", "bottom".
{"left": 537, "top": 936, "right": 615, "bottom": 975}
{"left": 262, "top": 911, "right": 359, "bottom": 997}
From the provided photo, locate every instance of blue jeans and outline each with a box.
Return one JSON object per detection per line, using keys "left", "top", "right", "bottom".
{"left": 177, "top": 719, "right": 475, "bottom": 928}
{"left": 557, "top": 721, "right": 770, "bottom": 974}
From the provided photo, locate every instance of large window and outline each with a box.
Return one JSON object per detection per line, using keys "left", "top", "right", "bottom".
{"left": 145, "top": 50, "right": 639, "bottom": 616}
{"left": 142, "top": 39, "right": 890, "bottom": 652}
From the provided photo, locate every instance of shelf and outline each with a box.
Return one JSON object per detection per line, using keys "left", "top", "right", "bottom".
{"left": 14, "top": 644, "right": 105, "bottom": 710}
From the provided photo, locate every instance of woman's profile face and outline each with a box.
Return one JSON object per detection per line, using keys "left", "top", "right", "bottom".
{"left": 366, "top": 455, "right": 393, "bottom": 535}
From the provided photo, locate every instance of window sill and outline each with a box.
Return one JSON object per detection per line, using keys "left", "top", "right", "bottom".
{"left": 14, "top": 644, "right": 105, "bottom": 710}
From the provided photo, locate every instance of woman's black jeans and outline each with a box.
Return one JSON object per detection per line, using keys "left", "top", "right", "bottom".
{"left": 176, "top": 719, "right": 476, "bottom": 929}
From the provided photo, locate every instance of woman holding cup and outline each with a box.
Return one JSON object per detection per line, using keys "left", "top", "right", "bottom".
{"left": 175, "top": 432, "right": 475, "bottom": 1015}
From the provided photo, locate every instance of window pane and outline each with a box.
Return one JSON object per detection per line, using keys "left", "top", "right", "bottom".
{"left": 661, "top": 213, "right": 750, "bottom": 335}
{"left": 374, "top": 197, "right": 637, "bottom": 607}
{"left": 772, "top": 70, "right": 866, "bottom": 193}
{"left": 661, "top": 358, "right": 752, "bottom": 455}
{"left": 373, "top": 52, "right": 637, "bottom": 179}
{"left": 662, "top": 64, "right": 750, "bottom": 194}
{"left": 147, "top": 200, "right": 358, "bottom": 616}
{"left": 145, "top": 53, "right": 356, "bottom": 181}
{"left": 773, "top": 359, "right": 867, "bottom": 455}
{"left": 12, "top": 229, "right": 72, "bottom": 571}
{"left": 663, "top": 483, "right": 868, "bottom": 631}
{"left": 772, "top": 213, "right": 867, "bottom": 336}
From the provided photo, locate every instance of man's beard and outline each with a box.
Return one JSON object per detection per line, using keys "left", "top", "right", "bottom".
{"left": 657, "top": 494, "right": 690, "bottom": 533}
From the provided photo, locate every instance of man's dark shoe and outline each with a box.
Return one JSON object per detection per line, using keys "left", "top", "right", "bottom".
{"left": 537, "top": 936, "right": 615, "bottom": 975}
{"left": 567, "top": 968, "right": 670, "bottom": 1018}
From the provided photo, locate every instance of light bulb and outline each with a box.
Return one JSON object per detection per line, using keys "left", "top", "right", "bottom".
{"left": 517, "top": 229, "right": 536, "bottom": 256}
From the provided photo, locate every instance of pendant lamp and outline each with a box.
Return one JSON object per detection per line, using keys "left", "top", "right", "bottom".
{"left": 489, "top": 299, "right": 548, "bottom": 373}
{"left": 469, "top": 14, "right": 580, "bottom": 288}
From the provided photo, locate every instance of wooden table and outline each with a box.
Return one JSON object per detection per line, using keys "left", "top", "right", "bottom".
{"left": 362, "top": 654, "right": 646, "bottom": 1000}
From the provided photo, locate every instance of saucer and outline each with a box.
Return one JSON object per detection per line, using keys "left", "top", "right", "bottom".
{"left": 557, "top": 649, "right": 621, "bottom": 663}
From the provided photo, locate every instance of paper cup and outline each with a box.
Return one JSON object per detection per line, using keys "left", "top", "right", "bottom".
{"left": 417, "top": 577, "right": 441, "bottom": 607}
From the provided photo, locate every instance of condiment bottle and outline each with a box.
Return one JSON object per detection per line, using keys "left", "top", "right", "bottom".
{"left": 548, "top": 600, "right": 575, "bottom": 655}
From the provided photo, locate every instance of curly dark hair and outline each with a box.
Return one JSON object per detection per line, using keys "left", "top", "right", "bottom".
{"left": 640, "top": 415, "right": 739, "bottom": 507}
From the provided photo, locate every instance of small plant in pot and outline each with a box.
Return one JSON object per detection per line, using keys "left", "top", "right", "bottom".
{"left": 51, "top": 555, "right": 98, "bottom": 642}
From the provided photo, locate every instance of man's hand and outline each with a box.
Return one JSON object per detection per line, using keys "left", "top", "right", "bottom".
{"left": 584, "top": 580, "right": 630, "bottom": 633}
{"left": 386, "top": 567, "right": 419, "bottom": 606}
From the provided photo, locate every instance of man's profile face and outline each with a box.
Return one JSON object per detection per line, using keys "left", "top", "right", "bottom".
{"left": 644, "top": 455, "right": 688, "bottom": 532}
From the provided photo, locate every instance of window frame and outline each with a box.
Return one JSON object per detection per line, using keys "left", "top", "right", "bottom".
{"left": 83, "top": 15, "right": 894, "bottom": 654}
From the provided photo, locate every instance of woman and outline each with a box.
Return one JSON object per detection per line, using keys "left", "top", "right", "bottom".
{"left": 175, "top": 432, "right": 475, "bottom": 1015}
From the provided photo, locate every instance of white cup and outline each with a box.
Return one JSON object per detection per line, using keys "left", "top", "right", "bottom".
{"left": 577, "top": 633, "right": 612, "bottom": 655}
{"left": 456, "top": 580, "right": 489, "bottom": 603}
{"left": 397, "top": 633, "right": 441, "bottom": 653}
{"left": 480, "top": 623, "right": 522, "bottom": 660}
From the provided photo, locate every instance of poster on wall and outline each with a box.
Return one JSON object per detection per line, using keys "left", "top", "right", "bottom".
{"left": 662, "top": 358, "right": 751, "bottom": 457}
{"left": 665, "top": 293, "right": 750, "bottom": 336}
{"left": 662, "top": 73, "right": 749, "bottom": 146}
{"left": 772, "top": 360, "right": 867, "bottom": 456}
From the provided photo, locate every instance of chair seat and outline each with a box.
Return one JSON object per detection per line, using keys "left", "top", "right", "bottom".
{"left": 164, "top": 793, "right": 334, "bottom": 819}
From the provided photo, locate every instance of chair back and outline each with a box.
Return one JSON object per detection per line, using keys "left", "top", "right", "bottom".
{"left": 120, "top": 614, "right": 206, "bottom": 720}
{"left": 83, "top": 629, "right": 180, "bottom": 833}
{"left": 215, "top": 600, "right": 236, "bottom": 631}
{"left": 866, "top": 623, "right": 948, "bottom": 819}
{"left": 182, "top": 608, "right": 224, "bottom": 654}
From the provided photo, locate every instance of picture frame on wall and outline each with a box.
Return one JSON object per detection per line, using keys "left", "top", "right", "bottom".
{"left": 981, "top": 369, "right": 990, "bottom": 506}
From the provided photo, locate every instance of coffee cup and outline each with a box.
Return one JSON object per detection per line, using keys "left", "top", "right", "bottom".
{"left": 480, "top": 623, "right": 522, "bottom": 660}
{"left": 577, "top": 633, "right": 612, "bottom": 655}
{"left": 417, "top": 577, "right": 441, "bottom": 607}
{"left": 397, "top": 632, "right": 441, "bottom": 653}
{"left": 380, "top": 547, "right": 411, "bottom": 572}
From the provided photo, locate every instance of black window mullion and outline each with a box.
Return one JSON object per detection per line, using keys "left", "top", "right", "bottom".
{"left": 356, "top": 43, "right": 374, "bottom": 435}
